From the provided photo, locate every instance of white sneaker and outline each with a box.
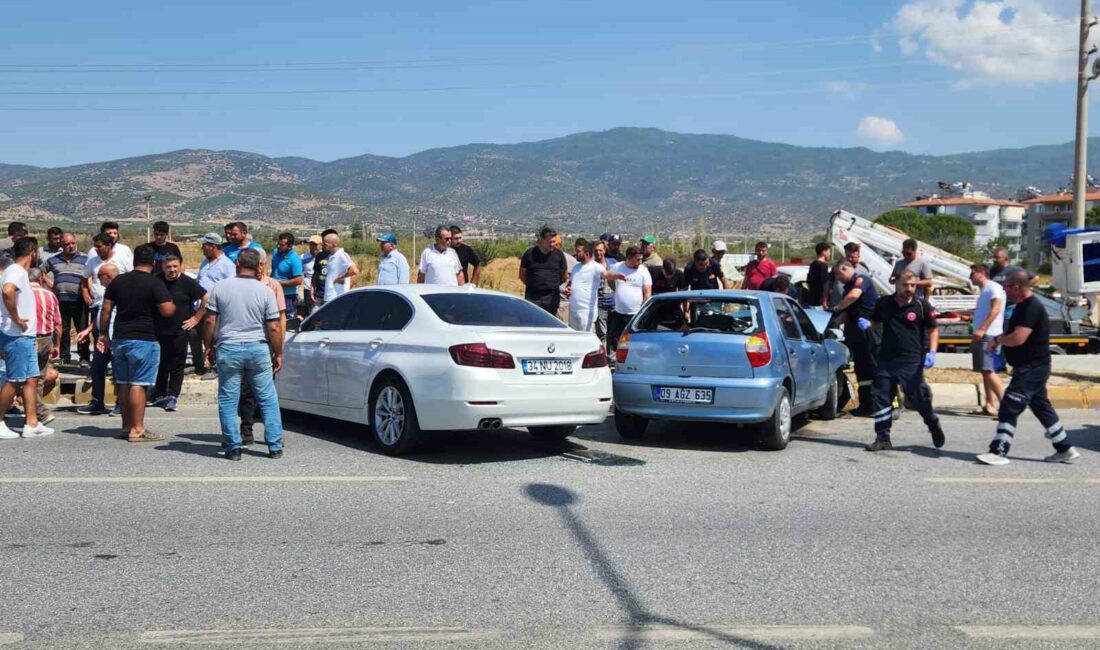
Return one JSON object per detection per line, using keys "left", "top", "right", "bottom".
{"left": 976, "top": 452, "right": 1011, "bottom": 466}
{"left": 1044, "top": 447, "right": 1081, "bottom": 464}
{"left": 0, "top": 423, "right": 19, "bottom": 439}
{"left": 21, "top": 423, "right": 55, "bottom": 438}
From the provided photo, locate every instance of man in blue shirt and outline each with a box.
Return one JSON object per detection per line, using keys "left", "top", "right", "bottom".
{"left": 222, "top": 222, "right": 265, "bottom": 263}
{"left": 270, "top": 232, "right": 304, "bottom": 317}
{"left": 376, "top": 234, "right": 410, "bottom": 285}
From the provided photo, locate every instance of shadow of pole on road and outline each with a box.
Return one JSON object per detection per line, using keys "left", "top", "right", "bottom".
{"left": 523, "top": 483, "right": 779, "bottom": 650}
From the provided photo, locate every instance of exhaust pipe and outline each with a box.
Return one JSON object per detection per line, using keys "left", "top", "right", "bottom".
{"left": 478, "top": 418, "right": 503, "bottom": 430}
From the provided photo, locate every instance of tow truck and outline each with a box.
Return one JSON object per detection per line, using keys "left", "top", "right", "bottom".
{"left": 827, "top": 210, "right": 1100, "bottom": 355}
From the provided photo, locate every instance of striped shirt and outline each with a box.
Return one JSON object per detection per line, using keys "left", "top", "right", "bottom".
{"left": 31, "top": 283, "right": 61, "bottom": 337}
{"left": 44, "top": 252, "right": 88, "bottom": 302}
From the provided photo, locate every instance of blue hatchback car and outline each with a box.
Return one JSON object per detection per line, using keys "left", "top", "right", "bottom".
{"left": 612, "top": 290, "right": 850, "bottom": 450}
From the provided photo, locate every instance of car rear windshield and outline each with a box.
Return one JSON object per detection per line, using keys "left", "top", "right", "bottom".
{"left": 422, "top": 293, "right": 568, "bottom": 328}
{"left": 631, "top": 297, "right": 762, "bottom": 335}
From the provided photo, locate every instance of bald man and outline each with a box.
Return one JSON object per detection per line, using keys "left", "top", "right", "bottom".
{"left": 322, "top": 234, "right": 358, "bottom": 304}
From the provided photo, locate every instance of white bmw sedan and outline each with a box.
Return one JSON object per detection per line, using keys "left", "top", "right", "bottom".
{"left": 276, "top": 285, "right": 613, "bottom": 454}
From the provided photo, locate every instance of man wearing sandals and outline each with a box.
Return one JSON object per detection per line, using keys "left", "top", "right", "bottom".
{"left": 99, "top": 245, "right": 175, "bottom": 442}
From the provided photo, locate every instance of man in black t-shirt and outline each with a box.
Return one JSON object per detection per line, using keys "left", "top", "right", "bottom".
{"left": 449, "top": 226, "right": 482, "bottom": 286}
{"left": 152, "top": 254, "right": 207, "bottom": 411}
{"left": 145, "top": 221, "right": 183, "bottom": 275}
{"left": 310, "top": 228, "right": 338, "bottom": 305}
{"left": 864, "top": 271, "right": 944, "bottom": 451}
{"left": 806, "top": 242, "right": 831, "bottom": 307}
{"left": 832, "top": 262, "right": 880, "bottom": 415}
{"left": 977, "top": 272, "right": 1079, "bottom": 466}
{"left": 519, "top": 226, "right": 568, "bottom": 315}
{"left": 683, "top": 249, "right": 724, "bottom": 290}
{"left": 100, "top": 244, "right": 174, "bottom": 442}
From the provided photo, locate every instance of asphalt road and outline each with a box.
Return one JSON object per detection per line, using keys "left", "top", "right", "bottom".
{"left": 2, "top": 404, "right": 1100, "bottom": 649}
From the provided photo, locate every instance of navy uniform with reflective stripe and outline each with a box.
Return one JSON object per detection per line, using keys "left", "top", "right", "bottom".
{"left": 868, "top": 294, "right": 941, "bottom": 440}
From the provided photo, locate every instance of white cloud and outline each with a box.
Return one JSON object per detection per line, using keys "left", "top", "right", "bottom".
{"left": 825, "top": 81, "right": 870, "bottom": 99}
{"left": 857, "top": 116, "right": 906, "bottom": 147}
{"left": 890, "top": 0, "right": 1079, "bottom": 86}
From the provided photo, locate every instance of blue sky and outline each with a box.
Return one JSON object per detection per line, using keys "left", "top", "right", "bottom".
{"left": 0, "top": 0, "right": 1091, "bottom": 167}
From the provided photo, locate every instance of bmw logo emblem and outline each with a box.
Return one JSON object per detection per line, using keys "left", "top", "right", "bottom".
{"left": 547, "top": 343, "right": 556, "bottom": 354}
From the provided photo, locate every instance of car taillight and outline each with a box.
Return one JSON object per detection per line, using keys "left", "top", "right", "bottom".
{"left": 745, "top": 332, "right": 771, "bottom": 368}
{"left": 449, "top": 343, "right": 515, "bottom": 369}
{"left": 615, "top": 332, "right": 631, "bottom": 364}
{"left": 582, "top": 349, "right": 608, "bottom": 368}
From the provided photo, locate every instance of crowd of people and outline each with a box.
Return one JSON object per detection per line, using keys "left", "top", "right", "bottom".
{"left": 0, "top": 218, "right": 1079, "bottom": 466}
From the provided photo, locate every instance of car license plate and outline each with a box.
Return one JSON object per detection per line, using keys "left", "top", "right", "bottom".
{"left": 652, "top": 386, "right": 714, "bottom": 404}
{"left": 522, "top": 358, "right": 574, "bottom": 375}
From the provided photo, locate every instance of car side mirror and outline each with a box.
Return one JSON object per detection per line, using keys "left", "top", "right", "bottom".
{"left": 286, "top": 317, "right": 301, "bottom": 333}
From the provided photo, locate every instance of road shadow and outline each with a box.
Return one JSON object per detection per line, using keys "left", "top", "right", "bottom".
{"left": 575, "top": 418, "right": 814, "bottom": 454}
{"left": 153, "top": 433, "right": 268, "bottom": 459}
{"left": 64, "top": 425, "right": 121, "bottom": 439}
{"left": 279, "top": 410, "right": 586, "bottom": 465}
{"left": 524, "top": 483, "right": 779, "bottom": 649}
{"left": 1068, "top": 424, "right": 1100, "bottom": 453}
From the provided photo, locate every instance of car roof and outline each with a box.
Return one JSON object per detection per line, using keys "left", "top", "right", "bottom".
{"left": 649, "top": 289, "right": 780, "bottom": 300}
{"left": 339, "top": 284, "right": 521, "bottom": 300}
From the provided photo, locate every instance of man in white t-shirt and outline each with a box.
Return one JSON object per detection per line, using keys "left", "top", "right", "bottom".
{"left": 0, "top": 238, "right": 53, "bottom": 439}
{"left": 606, "top": 246, "right": 652, "bottom": 353}
{"left": 321, "top": 233, "right": 358, "bottom": 304}
{"left": 970, "top": 263, "right": 1006, "bottom": 416}
{"left": 82, "top": 232, "right": 134, "bottom": 312}
{"left": 565, "top": 238, "right": 618, "bottom": 332}
{"left": 417, "top": 225, "right": 464, "bottom": 287}
{"left": 85, "top": 221, "right": 133, "bottom": 270}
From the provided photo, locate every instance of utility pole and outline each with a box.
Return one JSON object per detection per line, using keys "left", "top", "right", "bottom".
{"left": 1072, "top": 0, "right": 1097, "bottom": 229}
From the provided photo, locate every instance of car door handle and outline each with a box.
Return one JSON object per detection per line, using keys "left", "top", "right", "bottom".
{"left": 318, "top": 338, "right": 330, "bottom": 348}
{"left": 369, "top": 338, "right": 384, "bottom": 349}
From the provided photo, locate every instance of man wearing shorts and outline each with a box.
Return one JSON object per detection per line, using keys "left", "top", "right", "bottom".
{"left": 969, "top": 263, "right": 1005, "bottom": 417}
{"left": 99, "top": 244, "right": 175, "bottom": 442}
{"left": 0, "top": 238, "right": 54, "bottom": 439}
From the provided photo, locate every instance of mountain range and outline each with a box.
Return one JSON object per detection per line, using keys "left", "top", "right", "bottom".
{"left": 1, "top": 127, "right": 1095, "bottom": 235}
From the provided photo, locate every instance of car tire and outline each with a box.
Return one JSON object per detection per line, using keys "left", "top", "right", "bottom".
{"left": 528, "top": 425, "right": 576, "bottom": 441}
{"left": 369, "top": 376, "right": 422, "bottom": 456}
{"left": 759, "top": 388, "right": 792, "bottom": 451}
{"left": 815, "top": 373, "right": 840, "bottom": 421}
{"left": 614, "top": 409, "right": 648, "bottom": 440}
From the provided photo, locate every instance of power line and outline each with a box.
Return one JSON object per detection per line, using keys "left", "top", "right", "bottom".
{"left": 0, "top": 17, "right": 1079, "bottom": 73}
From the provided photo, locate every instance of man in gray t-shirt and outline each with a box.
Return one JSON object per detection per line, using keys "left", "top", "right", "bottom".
{"left": 202, "top": 249, "right": 285, "bottom": 460}
{"left": 890, "top": 239, "right": 934, "bottom": 299}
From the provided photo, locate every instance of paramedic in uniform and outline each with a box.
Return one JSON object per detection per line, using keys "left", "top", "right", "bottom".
{"left": 862, "top": 271, "right": 945, "bottom": 451}
{"left": 831, "top": 261, "right": 879, "bottom": 416}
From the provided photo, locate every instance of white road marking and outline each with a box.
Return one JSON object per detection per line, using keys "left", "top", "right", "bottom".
{"left": 0, "top": 634, "right": 23, "bottom": 646}
{"left": 927, "top": 478, "right": 1100, "bottom": 484}
{"left": 597, "top": 625, "right": 875, "bottom": 641}
{"left": 0, "top": 476, "right": 408, "bottom": 484}
{"left": 956, "top": 625, "right": 1100, "bottom": 639}
{"left": 140, "top": 627, "right": 499, "bottom": 644}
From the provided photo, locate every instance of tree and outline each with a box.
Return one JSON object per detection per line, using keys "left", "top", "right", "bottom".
{"left": 874, "top": 208, "right": 977, "bottom": 258}
{"left": 351, "top": 221, "right": 366, "bottom": 240}
{"left": 1086, "top": 204, "right": 1100, "bottom": 226}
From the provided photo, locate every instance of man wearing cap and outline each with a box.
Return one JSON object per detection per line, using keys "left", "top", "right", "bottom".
{"left": 640, "top": 235, "right": 663, "bottom": 272}
{"left": 301, "top": 234, "right": 321, "bottom": 315}
{"left": 709, "top": 241, "right": 739, "bottom": 288}
{"left": 376, "top": 234, "right": 410, "bottom": 285}
{"left": 195, "top": 233, "right": 235, "bottom": 379}
{"left": 270, "top": 232, "right": 303, "bottom": 317}
{"left": 603, "top": 234, "right": 623, "bottom": 263}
